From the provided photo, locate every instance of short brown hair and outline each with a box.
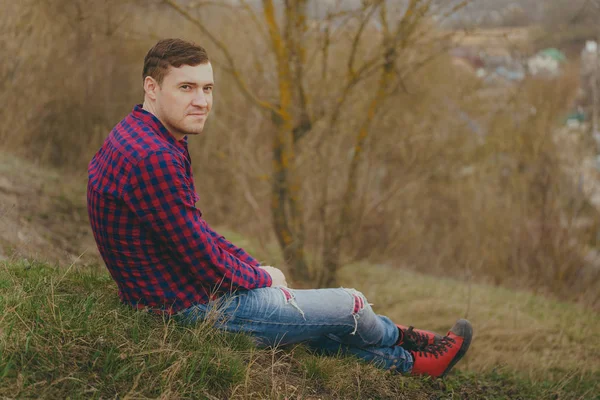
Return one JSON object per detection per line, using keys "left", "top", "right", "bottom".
{"left": 143, "top": 38, "right": 210, "bottom": 85}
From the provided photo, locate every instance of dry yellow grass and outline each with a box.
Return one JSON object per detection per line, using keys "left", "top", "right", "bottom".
{"left": 0, "top": 149, "right": 598, "bottom": 397}
{"left": 339, "top": 262, "right": 600, "bottom": 383}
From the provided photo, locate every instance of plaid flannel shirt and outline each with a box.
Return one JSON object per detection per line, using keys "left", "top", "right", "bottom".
{"left": 87, "top": 105, "right": 272, "bottom": 314}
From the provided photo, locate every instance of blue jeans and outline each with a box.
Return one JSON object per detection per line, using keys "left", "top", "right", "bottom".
{"left": 175, "top": 286, "right": 413, "bottom": 373}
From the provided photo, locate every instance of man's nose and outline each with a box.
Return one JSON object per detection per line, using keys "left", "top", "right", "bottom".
{"left": 192, "top": 91, "right": 208, "bottom": 107}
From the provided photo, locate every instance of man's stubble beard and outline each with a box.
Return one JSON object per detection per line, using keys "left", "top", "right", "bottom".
{"left": 162, "top": 111, "right": 206, "bottom": 138}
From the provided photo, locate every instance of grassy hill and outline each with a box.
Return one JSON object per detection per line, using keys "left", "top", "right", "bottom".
{"left": 0, "top": 255, "right": 598, "bottom": 399}
{"left": 0, "top": 151, "right": 598, "bottom": 398}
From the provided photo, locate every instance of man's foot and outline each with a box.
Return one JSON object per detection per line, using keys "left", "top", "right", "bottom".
{"left": 396, "top": 324, "right": 443, "bottom": 351}
{"left": 409, "top": 319, "right": 473, "bottom": 378}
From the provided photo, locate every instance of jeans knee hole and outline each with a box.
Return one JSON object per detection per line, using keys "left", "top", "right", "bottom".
{"left": 278, "top": 287, "right": 306, "bottom": 320}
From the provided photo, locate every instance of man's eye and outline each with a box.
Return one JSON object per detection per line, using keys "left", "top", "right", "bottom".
{"left": 181, "top": 85, "right": 191, "bottom": 90}
{"left": 204, "top": 86, "right": 213, "bottom": 93}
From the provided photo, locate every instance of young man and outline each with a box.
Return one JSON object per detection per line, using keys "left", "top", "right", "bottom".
{"left": 87, "top": 38, "right": 472, "bottom": 377}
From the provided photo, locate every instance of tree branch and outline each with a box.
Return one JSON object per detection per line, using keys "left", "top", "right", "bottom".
{"left": 239, "top": 0, "right": 271, "bottom": 45}
{"left": 347, "top": 0, "right": 382, "bottom": 80}
{"left": 289, "top": 0, "right": 312, "bottom": 144}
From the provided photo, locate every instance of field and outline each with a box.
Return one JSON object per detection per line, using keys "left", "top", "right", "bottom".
{"left": 0, "top": 152, "right": 598, "bottom": 399}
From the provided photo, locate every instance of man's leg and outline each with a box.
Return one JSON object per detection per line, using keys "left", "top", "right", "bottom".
{"left": 304, "top": 333, "right": 413, "bottom": 372}
{"left": 176, "top": 286, "right": 414, "bottom": 373}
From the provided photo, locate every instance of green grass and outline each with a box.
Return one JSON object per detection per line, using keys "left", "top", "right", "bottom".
{"left": 1, "top": 258, "right": 598, "bottom": 399}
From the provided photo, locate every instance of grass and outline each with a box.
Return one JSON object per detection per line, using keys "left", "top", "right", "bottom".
{"left": 1, "top": 256, "right": 598, "bottom": 399}
{"left": 339, "top": 262, "right": 600, "bottom": 384}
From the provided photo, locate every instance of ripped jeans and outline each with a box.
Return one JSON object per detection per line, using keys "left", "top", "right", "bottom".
{"left": 175, "top": 287, "right": 413, "bottom": 373}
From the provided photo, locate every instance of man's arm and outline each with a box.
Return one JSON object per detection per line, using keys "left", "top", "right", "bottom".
{"left": 207, "top": 229, "right": 288, "bottom": 287}
{"left": 206, "top": 226, "right": 261, "bottom": 267}
{"left": 122, "top": 151, "right": 272, "bottom": 291}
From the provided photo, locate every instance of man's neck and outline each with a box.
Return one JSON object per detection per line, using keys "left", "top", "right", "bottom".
{"left": 142, "top": 101, "right": 158, "bottom": 119}
{"left": 141, "top": 101, "right": 186, "bottom": 142}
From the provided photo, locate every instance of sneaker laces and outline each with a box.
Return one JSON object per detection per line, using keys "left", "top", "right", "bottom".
{"left": 411, "top": 336, "right": 456, "bottom": 359}
{"left": 400, "top": 326, "right": 431, "bottom": 351}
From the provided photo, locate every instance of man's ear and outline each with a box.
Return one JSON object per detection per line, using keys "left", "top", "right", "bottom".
{"left": 143, "top": 76, "right": 159, "bottom": 100}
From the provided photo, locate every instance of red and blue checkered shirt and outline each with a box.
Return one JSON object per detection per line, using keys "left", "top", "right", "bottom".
{"left": 87, "top": 105, "right": 272, "bottom": 314}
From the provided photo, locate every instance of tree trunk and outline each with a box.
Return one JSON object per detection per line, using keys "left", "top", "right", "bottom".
{"left": 319, "top": 40, "right": 397, "bottom": 288}
{"left": 264, "top": 0, "right": 310, "bottom": 283}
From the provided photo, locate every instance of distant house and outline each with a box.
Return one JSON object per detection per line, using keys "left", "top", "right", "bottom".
{"left": 449, "top": 47, "right": 485, "bottom": 70}
{"left": 527, "top": 48, "right": 566, "bottom": 77}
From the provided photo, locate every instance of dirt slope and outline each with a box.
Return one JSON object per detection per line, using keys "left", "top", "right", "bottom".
{"left": 0, "top": 151, "right": 100, "bottom": 266}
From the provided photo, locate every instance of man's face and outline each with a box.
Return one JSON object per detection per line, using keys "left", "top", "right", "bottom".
{"left": 152, "top": 63, "right": 214, "bottom": 140}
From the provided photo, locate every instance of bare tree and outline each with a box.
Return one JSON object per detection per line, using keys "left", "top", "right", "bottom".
{"left": 162, "top": 0, "right": 466, "bottom": 286}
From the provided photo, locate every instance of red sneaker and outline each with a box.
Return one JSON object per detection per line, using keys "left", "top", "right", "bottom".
{"left": 396, "top": 324, "right": 443, "bottom": 351}
{"left": 409, "top": 319, "right": 473, "bottom": 378}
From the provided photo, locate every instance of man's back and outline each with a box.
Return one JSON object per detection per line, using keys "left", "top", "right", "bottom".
{"left": 87, "top": 105, "right": 205, "bottom": 312}
{"left": 88, "top": 105, "right": 272, "bottom": 314}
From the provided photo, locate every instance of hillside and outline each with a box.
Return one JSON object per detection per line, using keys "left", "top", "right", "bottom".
{"left": 1, "top": 259, "right": 598, "bottom": 399}
{"left": 0, "top": 152, "right": 598, "bottom": 398}
{"left": 0, "top": 152, "right": 97, "bottom": 266}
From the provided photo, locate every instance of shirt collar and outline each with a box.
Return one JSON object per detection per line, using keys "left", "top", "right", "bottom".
{"left": 131, "top": 104, "right": 188, "bottom": 150}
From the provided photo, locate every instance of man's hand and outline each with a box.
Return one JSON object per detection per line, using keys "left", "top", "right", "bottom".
{"left": 260, "top": 266, "right": 288, "bottom": 287}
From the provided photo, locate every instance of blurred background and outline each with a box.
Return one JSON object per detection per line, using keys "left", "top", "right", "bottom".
{"left": 1, "top": 0, "right": 600, "bottom": 308}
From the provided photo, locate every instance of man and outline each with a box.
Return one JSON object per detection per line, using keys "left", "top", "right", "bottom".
{"left": 87, "top": 38, "right": 472, "bottom": 377}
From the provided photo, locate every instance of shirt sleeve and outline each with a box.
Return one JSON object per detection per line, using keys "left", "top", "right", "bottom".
{"left": 206, "top": 226, "right": 261, "bottom": 267}
{"left": 122, "top": 151, "right": 272, "bottom": 291}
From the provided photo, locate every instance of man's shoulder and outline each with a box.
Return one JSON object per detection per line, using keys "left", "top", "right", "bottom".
{"left": 88, "top": 112, "right": 182, "bottom": 196}
{"left": 111, "top": 113, "right": 175, "bottom": 164}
